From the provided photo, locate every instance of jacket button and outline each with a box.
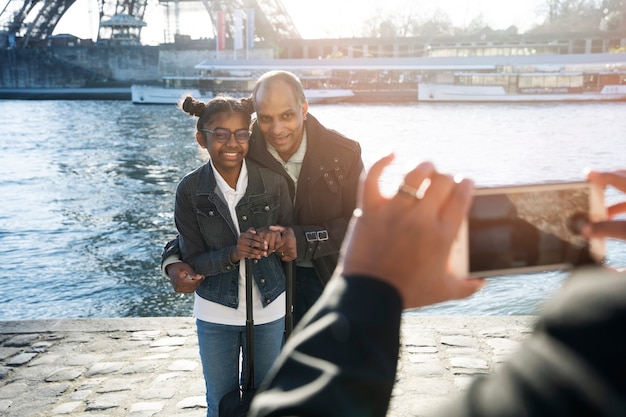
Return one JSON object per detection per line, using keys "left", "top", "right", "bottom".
{"left": 260, "top": 278, "right": 266, "bottom": 285}
{"left": 253, "top": 259, "right": 259, "bottom": 264}
{"left": 242, "top": 215, "right": 248, "bottom": 221}
{"left": 226, "top": 265, "right": 232, "bottom": 270}
{"left": 264, "top": 205, "right": 269, "bottom": 211}
{"left": 208, "top": 210, "right": 215, "bottom": 217}
{"left": 265, "top": 298, "right": 271, "bottom": 305}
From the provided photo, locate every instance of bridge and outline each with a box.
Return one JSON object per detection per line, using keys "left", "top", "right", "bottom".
{"left": 0, "top": 0, "right": 300, "bottom": 47}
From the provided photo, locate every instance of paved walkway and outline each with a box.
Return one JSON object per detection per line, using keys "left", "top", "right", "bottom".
{"left": 0, "top": 316, "right": 535, "bottom": 417}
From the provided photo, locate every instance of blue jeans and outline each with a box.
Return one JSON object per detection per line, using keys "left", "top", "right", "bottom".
{"left": 196, "top": 317, "right": 285, "bottom": 417}
{"left": 294, "top": 266, "right": 325, "bottom": 325}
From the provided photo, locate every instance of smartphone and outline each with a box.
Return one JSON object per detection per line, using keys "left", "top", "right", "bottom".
{"left": 450, "top": 181, "right": 606, "bottom": 278}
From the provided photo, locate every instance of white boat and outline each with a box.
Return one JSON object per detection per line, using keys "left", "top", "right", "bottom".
{"left": 131, "top": 73, "right": 354, "bottom": 105}
{"left": 131, "top": 82, "right": 214, "bottom": 105}
{"left": 418, "top": 70, "right": 626, "bottom": 102}
{"left": 303, "top": 88, "right": 355, "bottom": 103}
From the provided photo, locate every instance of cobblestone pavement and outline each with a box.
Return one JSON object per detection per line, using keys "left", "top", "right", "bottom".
{"left": 0, "top": 316, "right": 534, "bottom": 417}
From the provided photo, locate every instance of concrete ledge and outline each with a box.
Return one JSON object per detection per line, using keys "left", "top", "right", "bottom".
{"left": 0, "top": 317, "right": 196, "bottom": 334}
{"left": 0, "top": 316, "right": 536, "bottom": 417}
{"left": 0, "top": 315, "right": 535, "bottom": 333}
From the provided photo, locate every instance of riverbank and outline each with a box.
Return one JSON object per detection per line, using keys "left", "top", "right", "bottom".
{"left": 0, "top": 87, "right": 130, "bottom": 100}
{"left": 0, "top": 316, "right": 534, "bottom": 416}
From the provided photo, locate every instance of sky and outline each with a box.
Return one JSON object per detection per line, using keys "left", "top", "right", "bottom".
{"left": 48, "top": 0, "right": 546, "bottom": 44}
{"left": 283, "top": 0, "right": 546, "bottom": 38}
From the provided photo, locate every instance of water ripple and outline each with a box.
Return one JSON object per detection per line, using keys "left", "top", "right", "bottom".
{"left": 1, "top": 100, "right": 625, "bottom": 319}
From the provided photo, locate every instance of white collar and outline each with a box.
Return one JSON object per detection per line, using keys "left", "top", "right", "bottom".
{"left": 266, "top": 129, "right": 307, "bottom": 164}
{"left": 210, "top": 159, "right": 248, "bottom": 197}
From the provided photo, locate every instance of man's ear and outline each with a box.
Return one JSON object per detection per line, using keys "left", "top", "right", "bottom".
{"left": 302, "top": 101, "right": 309, "bottom": 120}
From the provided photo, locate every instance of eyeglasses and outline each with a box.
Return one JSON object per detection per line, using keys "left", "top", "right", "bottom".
{"left": 200, "top": 128, "right": 251, "bottom": 143}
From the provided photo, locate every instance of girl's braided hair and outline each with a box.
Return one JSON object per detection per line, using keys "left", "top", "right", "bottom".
{"left": 179, "top": 94, "right": 254, "bottom": 130}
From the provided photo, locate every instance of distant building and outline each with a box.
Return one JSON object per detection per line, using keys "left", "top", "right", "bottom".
{"left": 99, "top": 14, "right": 147, "bottom": 45}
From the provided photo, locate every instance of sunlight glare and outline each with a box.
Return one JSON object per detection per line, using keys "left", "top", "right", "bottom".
{"left": 51, "top": 0, "right": 544, "bottom": 43}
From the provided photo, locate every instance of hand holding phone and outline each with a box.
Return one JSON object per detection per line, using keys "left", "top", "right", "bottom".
{"left": 450, "top": 181, "right": 606, "bottom": 278}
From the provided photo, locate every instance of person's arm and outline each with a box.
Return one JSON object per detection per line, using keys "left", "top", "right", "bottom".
{"left": 248, "top": 274, "right": 402, "bottom": 417}
{"left": 249, "top": 154, "right": 483, "bottom": 417}
{"left": 160, "top": 237, "right": 204, "bottom": 293}
{"left": 160, "top": 237, "right": 182, "bottom": 276}
{"left": 250, "top": 164, "right": 626, "bottom": 417}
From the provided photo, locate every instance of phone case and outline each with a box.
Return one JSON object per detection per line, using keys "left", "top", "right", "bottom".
{"left": 450, "top": 181, "right": 606, "bottom": 278}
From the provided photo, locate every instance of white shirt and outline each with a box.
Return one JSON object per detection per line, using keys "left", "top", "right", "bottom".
{"left": 193, "top": 160, "right": 285, "bottom": 325}
{"left": 266, "top": 130, "right": 313, "bottom": 268}
{"left": 266, "top": 130, "right": 307, "bottom": 194}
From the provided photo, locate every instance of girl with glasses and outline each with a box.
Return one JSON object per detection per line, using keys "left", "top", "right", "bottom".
{"left": 174, "top": 95, "right": 295, "bottom": 417}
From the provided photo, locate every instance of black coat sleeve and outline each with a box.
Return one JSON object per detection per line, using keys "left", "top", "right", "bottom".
{"left": 161, "top": 237, "right": 181, "bottom": 264}
{"left": 248, "top": 275, "right": 403, "bottom": 417}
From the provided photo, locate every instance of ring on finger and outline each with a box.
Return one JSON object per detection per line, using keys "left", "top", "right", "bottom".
{"left": 398, "top": 183, "right": 422, "bottom": 200}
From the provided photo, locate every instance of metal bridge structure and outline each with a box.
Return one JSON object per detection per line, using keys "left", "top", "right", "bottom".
{"left": 0, "top": 0, "right": 300, "bottom": 47}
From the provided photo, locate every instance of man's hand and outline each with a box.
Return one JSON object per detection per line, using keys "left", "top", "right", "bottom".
{"left": 255, "top": 226, "right": 285, "bottom": 256}
{"left": 268, "top": 225, "right": 297, "bottom": 261}
{"left": 166, "top": 262, "right": 204, "bottom": 293}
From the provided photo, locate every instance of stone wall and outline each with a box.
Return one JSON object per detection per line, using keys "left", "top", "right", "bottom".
{"left": 0, "top": 45, "right": 275, "bottom": 88}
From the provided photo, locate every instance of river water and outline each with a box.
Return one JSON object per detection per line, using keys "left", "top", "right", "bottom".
{"left": 1, "top": 100, "right": 625, "bottom": 320}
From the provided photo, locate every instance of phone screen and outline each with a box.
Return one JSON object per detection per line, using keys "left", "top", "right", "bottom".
{"left": 458, "top": 181, "right": 605, "bottom": 277}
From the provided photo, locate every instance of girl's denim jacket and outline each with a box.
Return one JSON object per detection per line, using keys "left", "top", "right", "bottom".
{"left": 174, "top": 160, "right": 294, "bottom": 309}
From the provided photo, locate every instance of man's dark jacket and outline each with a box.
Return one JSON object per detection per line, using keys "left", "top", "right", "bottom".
{"left": 247, "top": 113, "right": 363, "bottom": 284}
{"left": 162, "top": 113, "right": 363, "bottom": 285}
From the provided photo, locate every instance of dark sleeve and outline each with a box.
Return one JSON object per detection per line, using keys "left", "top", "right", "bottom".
{"left": 434, "top": 266, "right": 626, "bottom": 417}
{"left": 161, "top": 237, "right": 181, "bottom": 265}
{"left": 248, "top": 274, "right": 403, "bottom": 417}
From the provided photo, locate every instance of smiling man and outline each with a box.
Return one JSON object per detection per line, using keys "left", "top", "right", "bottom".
{"left": 163, "top": 70, "right": 364, "bottom": 324}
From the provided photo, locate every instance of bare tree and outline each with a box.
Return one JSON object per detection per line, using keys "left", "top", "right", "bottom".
{"left": 599, "top": 0, "right": 626, "bottom": 30}
{"left": 533, "top": 0, "right": 607, "bottom": 31}
{"left": 464, "top": 14, "right": 489, "bottom": 35}
{"left": 359, "top": 2, "right": 422, "bottom": 38}
{"left": 416, "top": 9, "right": 454, "bottom": 37}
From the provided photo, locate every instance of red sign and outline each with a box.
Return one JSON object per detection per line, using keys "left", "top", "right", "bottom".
{"left": 217, "top": 11, "right": 226, "bottom": 51}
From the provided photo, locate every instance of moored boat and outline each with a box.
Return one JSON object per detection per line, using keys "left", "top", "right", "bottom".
{"left": 124, "top": 54, "right": 626, "bottom": 104}
{"left": 131, "top": 82, "right": 214, "bottom": 105}
{"left": 418, "top": 70, "right": 626, "bottom": 102}
{"left": 131, "top": 67, "right": 355, "bottom": 105}
{"left": 131, "top": 82, "right": 354, "bottom": 104}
